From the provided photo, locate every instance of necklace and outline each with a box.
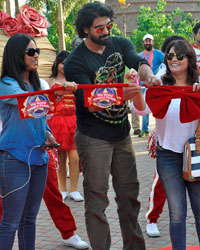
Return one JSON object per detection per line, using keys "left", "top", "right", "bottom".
{"left": 143, "top": 49, "right": 154, "bottom": 68}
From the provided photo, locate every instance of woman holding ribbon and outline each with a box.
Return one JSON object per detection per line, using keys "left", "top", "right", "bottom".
{"left": 0, "top": 33, "right": 77, "bottom": 250}
{"left": 131, "top": 39, "right": 200, "bottom": 250}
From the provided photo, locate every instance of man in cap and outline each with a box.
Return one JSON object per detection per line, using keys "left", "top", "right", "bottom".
{"left": 138, "top": 34, "right": 164, "bottom": 138}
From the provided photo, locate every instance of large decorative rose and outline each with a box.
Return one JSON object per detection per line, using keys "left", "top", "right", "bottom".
{"left": 0, "top": 10, "right": 9, "bottom": 27}
{"left": 19, "top": 24, "right": 37, "bottom": 37}
{"left": 19, "top": 5, "right": 48, "bottom": 36}
{"left": 2, "top": 17, "right": 21, "bottom": 36}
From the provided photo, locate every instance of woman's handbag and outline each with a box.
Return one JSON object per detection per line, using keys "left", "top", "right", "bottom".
{"left": 183, "top": 120, "right": 200, "bottom": 182}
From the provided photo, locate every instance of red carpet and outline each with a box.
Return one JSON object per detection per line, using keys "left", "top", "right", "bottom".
{"left": 146, "top": 247, "right": 200, "bottom": 250}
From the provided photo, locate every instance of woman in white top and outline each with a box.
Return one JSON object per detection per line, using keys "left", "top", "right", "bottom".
{"left": 131, "top": 39, "right": 200, "bottom": 250}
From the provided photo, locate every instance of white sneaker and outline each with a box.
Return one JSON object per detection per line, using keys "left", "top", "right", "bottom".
{"left": 146, "top": 223, "right": 160, "bottom": 237}
{"left": 63, "top": 234, "right": 89, "bottom": 249}
{"left": 61, "top": 191, "right": 68, "bottom": 201}
{"left": 69, "top": 191, "right": 84, "bottom": 202}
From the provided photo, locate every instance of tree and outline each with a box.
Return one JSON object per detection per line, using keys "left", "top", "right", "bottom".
{"left": 58, "top": 0, "right": 65, "bottom": 51}
{"left": 14, "top": 0, "right": 20, "bottom": 15}
{"left": 26, "top": 0, "right": 91, "bottom": 51}
{"left": 128, "top": 0, "right": 198, "bottom": 52}
{"left": 6, "top": 0, "right": 11, "bottom": 16}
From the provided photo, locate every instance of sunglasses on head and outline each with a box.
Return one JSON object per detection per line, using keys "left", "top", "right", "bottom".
{"left": 25, "top": 48, "right": 40, "bottom": 57}
{"left": 94, "top": 22, "right": 113, "bottom": 33}
{"left": 166, "top": 53, "right": 186, "bottom": 61}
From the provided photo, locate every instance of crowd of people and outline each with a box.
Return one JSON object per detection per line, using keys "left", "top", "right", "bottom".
{"left": 0, "top": 1, "right": 200, "bottom": 250}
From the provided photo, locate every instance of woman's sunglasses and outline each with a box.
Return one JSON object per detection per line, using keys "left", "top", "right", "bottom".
{"left": 94, "top": 22, "right": 113, "bottom": 33}
{"left": 25, "top": 48, "right": 40, "bottom": 57}
{"left": 166, "top": 53, "right": 186, "bottom": 61}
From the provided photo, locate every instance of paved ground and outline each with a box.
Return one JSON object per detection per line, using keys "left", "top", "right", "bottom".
{"left": 13, "top": 114, "right": 199, "bottom": 249}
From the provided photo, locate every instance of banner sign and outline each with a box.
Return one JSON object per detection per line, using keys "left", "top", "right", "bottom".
{"left": 17, "top": 92, "right": 55, "bottom": 119}
{"left": 79, "top": 83, "right": 128, "bottom": 108}
{"left": 0, "top": 83, "right": 129, "bottom": 120}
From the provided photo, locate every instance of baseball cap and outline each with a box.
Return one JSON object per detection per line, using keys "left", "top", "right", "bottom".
{"left": 143, "top": 34, "right": 154, "bottom": 41}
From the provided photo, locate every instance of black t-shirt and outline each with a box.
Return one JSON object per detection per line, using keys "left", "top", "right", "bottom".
{"left": 64, "top": 36, "right": 148, "bottom": 141}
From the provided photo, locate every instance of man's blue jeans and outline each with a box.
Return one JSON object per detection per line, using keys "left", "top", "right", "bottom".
{"left": 0, "top": 151, "right": 47, "bottom": 250}
{"left": 156, "top": 147, "right": 200, "bottom": 250}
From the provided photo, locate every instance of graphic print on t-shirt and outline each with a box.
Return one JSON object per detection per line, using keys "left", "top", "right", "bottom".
{"left": 92, "top": 52, "right": 127, "bottom": 124}
{"left": 95, "top": 52, "right": 124, "bottom": 84}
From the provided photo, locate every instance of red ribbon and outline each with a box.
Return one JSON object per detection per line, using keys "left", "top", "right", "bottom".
{"left": 146, "top": 85, "right": 200, "bottom": 123}
{"left": 0, "top": 83, "right": 129, "bottom": 100}
{"left": 0, "top": 83, "right": 129, "bottom": 120}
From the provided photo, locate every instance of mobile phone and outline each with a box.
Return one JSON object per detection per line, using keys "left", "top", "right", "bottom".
{"left": 41, "top": 144, "right": 61, "bottom": 148}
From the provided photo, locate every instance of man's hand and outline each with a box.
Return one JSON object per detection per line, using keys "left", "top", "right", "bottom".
{"left": 143, "top": 74, "right": 161, "bottom": 87}
{"left": 139, "top": 64, "right": 161, "bottom": 87}
{"left": 123, "top": 83, "right": 142, "bottom": 101}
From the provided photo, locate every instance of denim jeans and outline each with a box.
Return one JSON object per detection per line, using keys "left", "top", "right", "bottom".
{"left": 141, "top": 87, "right": 149, "bottom": 132}
{"left": 0, "top": 151, "right": 47, "bottom": 250}
{"left": 156, "top": 147, "right": 200, "bottom": 250}
{"left": 75, "top": 130, "right": 145, "bottom": 250}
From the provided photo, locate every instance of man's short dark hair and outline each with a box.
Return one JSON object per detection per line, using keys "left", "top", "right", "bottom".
{"left": 193, "top": 22, "right": 200, "bottom": 35}
{"left": 161, "top": 35, "right": 185, "bottom": 53}
{"left": 75, "top": 1, "right": 114, "bottom": 39}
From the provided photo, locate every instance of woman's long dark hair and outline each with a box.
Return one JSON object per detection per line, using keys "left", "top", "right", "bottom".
{"left": 0, "top": 33, "right": 41, "bottom": 91}
{"left": 50, "top": 50, "right": 70, "bottom": 78}
{"left": 162, "top": 40, "right": 199, "bottom": 85}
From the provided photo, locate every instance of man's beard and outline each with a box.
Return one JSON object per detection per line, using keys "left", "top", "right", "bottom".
{"left": 90, "top": 33, "right": 110, "bottom": 46}
{"left": 144, "top": 44, "right": 153, "bottom": 51}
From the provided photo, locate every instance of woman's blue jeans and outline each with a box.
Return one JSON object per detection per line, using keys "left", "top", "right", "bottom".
{"left": 0, "top": 151, "right": 47, "bottom": 250}
{"left": 156, "top": 147, "right": 200, "bottom": 250}
{"left": 142, "top": 87, "right": 149, "bottom": 132}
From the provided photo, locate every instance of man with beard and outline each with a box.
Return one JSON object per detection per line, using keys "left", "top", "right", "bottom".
{"left": 64, "top": 2, "right": 161, "bottom": 249}
{"left": 138, "top": 34, "right": 164, "bottom": 138}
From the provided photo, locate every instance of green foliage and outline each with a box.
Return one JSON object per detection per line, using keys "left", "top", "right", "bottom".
{"left": 128, "top": 0, "right": 198, "bottom": 52}
{"left": 111, "top": 23, "right": 123, "bottom": 37}
{"left": 64, "top": 23, "right": 75, "bottom": 51}
{"left": 0, "top": 0, "right": 5, "bottom": 11}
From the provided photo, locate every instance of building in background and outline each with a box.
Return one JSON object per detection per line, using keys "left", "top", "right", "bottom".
{"left": 106, "top": 0, "right": 200, "bottom": 35}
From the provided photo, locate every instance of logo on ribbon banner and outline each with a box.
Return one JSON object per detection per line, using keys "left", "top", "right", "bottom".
{"left": 86, "top": 87, "right": 123, "bottom": 108}
{"left": 18, "top": 93, "right": 55, "bottom": 119}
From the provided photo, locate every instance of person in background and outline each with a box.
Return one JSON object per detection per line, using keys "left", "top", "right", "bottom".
{"left": 131, "top": 39, "right": 200, "bottom": 250}
{"left": 64, "top": 2, "right": 161, "bottom": 249}
{"left": 131, "top": 106, "right": 141, "bottom": 135}
{"left": 192, "top": 22, "right": 200, "bottom": 70}
{"left": 145, "top": 35, "right": 185, "bottom": 237}
{"left": 47, "top": 50, "right": 84, "bottom": 202}
{"left": 138, "top": 34, "right": 164, "bottom": 138}
{"left": 72, "top": 35, "right": 83, "bottom": 51}
{"left": 0, "top": 33, "right": 76, "bottom": 250}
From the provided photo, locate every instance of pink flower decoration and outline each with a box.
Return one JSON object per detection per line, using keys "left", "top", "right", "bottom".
{"left": 19, "top": 5, "right": 48, "bottom": 37}
{"left": 0, "top": 10, "right": 9, "bottom": 27}
{"left": 19, "top": 24, "right": 37, "bottom": 37}
{"left": 2, "top": 17, "right": 21, "bottom": 36}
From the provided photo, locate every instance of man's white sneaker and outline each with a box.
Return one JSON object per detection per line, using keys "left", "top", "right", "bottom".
{"left": 69, "top": 191, "right": 84, "bottom": 202}
{"left": 61, "top": 191, "right": 68, "bottom": 201}
{"left": 63, "top": 234, "right": 89, "bottom": 249}
{"left": 146, "top": 223, "right": 160, "bottom": 237}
